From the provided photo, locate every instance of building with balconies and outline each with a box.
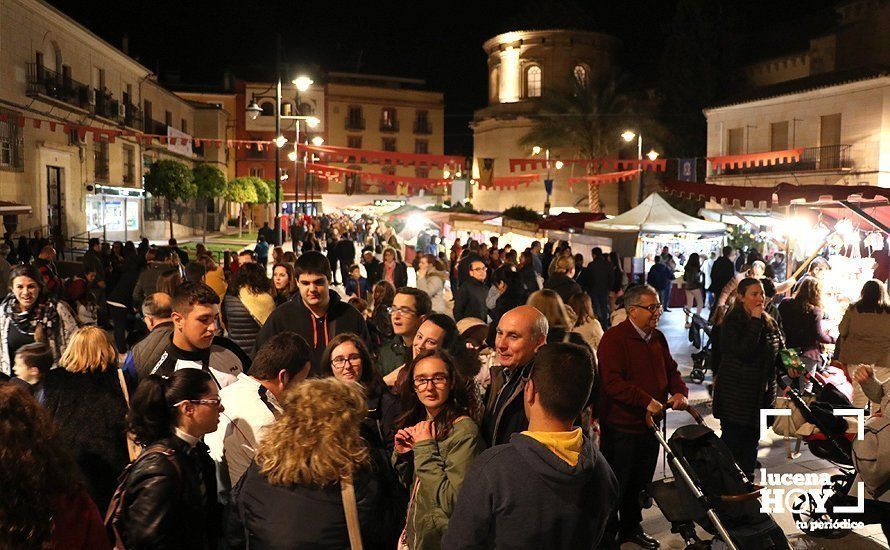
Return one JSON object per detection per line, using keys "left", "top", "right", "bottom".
{"left": 0, "top": 0, "right": 228, "bottom": 241}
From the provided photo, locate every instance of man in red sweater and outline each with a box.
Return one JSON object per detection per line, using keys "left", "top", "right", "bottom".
{"left": 597, "top": 284, "right": 688, "bottom": 549}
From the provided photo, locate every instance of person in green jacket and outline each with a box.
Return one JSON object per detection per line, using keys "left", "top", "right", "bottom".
{"left": 393, "top": 348, "right": 484, "bottom": 550}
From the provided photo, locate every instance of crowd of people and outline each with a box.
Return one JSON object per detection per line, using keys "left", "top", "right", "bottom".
{"left": 0, "top": 216, "right": 888, "bottom": 549}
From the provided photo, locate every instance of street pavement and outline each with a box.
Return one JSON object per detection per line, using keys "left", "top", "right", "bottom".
{"left": 643, "top": 307, "right": 888, "bottom": 549}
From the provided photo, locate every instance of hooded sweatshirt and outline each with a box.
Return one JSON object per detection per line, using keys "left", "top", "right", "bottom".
{"left": 442, "top": 432, "right": 618, "bottom": 550}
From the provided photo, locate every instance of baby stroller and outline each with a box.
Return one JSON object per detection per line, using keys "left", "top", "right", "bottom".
{"left": 685, "top": 308, "right": 713, "bottom": 385}
{"left": 646, "top": 406, "right": 789, "bottom": 549}
{"left": 776, "top": 376, "right": 862, "bottom": 538}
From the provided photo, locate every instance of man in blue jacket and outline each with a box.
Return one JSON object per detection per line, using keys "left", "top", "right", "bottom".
{"left": 444, "top": 342, "right": 618, "bottom": 549}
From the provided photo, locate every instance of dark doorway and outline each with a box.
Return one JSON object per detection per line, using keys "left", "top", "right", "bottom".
{"left": 46, "top": 166, "right": 64, "bottom": 238}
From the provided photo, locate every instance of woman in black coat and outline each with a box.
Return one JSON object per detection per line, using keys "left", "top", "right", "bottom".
{"left": 221, "top": 263, "right": 275, "bottom": 358}
{"left": 712, "top": 278, "right": 785, "bottom": 479}
{"left": 121, "top": 368, "right": 221, "bottom": 549}
{"left": 489, "top": 265, "right": 531, "bottom": 328}
{"left": 42, "top": 326, "right": 129, "bottom": 512}
{"left": 229, "top": 378, "right": 398, "bottom": 549}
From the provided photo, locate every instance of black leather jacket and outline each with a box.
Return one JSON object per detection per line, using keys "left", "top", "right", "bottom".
{"left": 121, "top": 435, "right": 220, "bottom": 549}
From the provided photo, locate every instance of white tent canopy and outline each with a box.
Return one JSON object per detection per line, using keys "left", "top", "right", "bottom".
{"left": 584, "top": 193, "right": 726, "bottom": 235}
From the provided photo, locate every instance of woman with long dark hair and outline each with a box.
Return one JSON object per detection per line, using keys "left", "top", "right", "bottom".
{"left": 272, "top": 262, "right": 298, "bottom": 306}
{"left": 222, "top": 263, "right": 275, "bottom": 358}
{"left": 320, "top": 333, "right": 400, "bottom": 454}
{"left": 394, "top": 349, "right": 484, "bottom": 550}
{"left": 835, "top": 279, "right": 890, "bottom": 408}
{"left": 712, "top": 278, "right": 784, "bottom": 479}
{"left": 119, "top": 368, "right": 222, "bottom": 549}
{"left": 0, "top": 384, "right": 111, "bottom": 549}
{"left": 682, "top": 252, "right": 705, "bottom": 327}
{"left": 368, "top": 280, "right": 397, "bottom": 348}
{"left": 0, "top": 264, "right": 78, "bottom": 376}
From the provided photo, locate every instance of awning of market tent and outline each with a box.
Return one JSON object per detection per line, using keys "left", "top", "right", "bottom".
{"left": 583, "top": 193, "right": 726, "bottom": 259}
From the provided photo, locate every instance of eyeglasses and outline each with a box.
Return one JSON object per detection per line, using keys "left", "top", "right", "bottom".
{"left": 388, "top": 306, "right": 417, "bottom": 316}
{"left": 173, "top": 398, "right": 222, "bottom": 408}
{"left": 470, "top": 266, "right": 487, "bottom": 272}
{"left": 332, "top": 354, "right": 363, "bottom": 369}
{"left": 413, "top": 374, "right": 449, "bottom": 390}
{"left": 630, "top": 303, "right": 663, "bottom": 313}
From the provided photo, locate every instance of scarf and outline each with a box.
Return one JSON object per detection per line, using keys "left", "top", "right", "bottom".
{"left": 2, "top": 294, "right": 58, "bottom": 338}
{"left": 238, "top": 289, "right": 276, "bottom": 325}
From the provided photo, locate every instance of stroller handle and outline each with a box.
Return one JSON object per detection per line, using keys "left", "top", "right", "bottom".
{"left": 645, "top": 403, "right": 705, "bottom": 431}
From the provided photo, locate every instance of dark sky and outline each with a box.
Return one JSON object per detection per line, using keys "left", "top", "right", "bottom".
{"left": 50, "top": 0, "right": 838, "bottom": 155}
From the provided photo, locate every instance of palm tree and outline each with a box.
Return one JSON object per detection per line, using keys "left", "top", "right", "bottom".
{"left": 521, "top": 74, "right": 641, "bottom": 212}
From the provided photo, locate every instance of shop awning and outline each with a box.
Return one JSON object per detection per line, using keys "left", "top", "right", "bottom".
{"left": 584, "top": 193, "right": 726, "bottom": 235}
{"left": 663, "top": 180, "right": 890, "bottom": 208}
{"left": 0, "top": 201, "right": 32, "bottom": 215}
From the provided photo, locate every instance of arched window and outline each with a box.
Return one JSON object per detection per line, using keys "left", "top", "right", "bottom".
{"left": 260, "top": 101, "right": 275, "bottom": 116}
{"left": 526, "top": 66, "right": 541, "bottom": 98}
{"left": 573, "top": 64, "right": 588, "bottom": 87}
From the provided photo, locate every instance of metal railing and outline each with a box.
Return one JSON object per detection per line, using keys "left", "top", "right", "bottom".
{"left": 345, "top": 116, "right": 365, "bottom": 130}
{"left": 413, "top": 120, "right": 432, "bottom": 134}
{"left": 716, "top": 145, "right": 852, "bottom": 175}
{"left": 379, "top": 120, "right": 399, "bottom": 133}
{"left": 26, "top": 63, "right": 90, "bottom": 110}
{"left": 144, "top": 119, "right": 168, "bottom": 136}
{"left": 124, "top": 103, "right": 143, "bottom": 129}
{"left": 94, "top": 92, "right": 121, "bottom": 121}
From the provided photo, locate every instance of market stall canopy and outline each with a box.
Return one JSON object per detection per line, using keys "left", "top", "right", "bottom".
{"left": 584, "top": 193, "right": 726, "bottom": 235}
{"left": 663, "top": 180, "right": 890, "bottom": 208}
{"left": 0, "top": 201, "right": 32, "bottom": 215}
{"left": 539, "top": 212, "right": 607, "bottom": 231}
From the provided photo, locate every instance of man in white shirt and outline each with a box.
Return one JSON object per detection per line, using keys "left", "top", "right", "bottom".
{"left": 206, "top": 331, "right": 312, "bottom": 500}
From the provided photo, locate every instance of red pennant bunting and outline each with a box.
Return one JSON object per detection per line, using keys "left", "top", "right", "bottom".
{"left": 15, "top": 116, "right": 25, "bottom": 127}
{"left": 0, "top": 113, "right": 7, "bottom": 122}
{"left": 49, "top": 121, "right": 57, "bottom": 131}
{"left": 33, "top": 119, "right": 41, "bottom": 129}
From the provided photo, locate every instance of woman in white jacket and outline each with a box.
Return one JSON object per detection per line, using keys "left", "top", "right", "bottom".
{"left": 416, "top": 254, "right": 450, "bottom": 316}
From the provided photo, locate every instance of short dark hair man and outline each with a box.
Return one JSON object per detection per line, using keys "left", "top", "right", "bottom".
{"left": 454, "top": 259, "right": 488, "bottom": 322}
{"left": 597, "top": 284, "right": 687, "bottom": 548}
{"left": 254, "top": 251, "right": 369, "bottom": 376}
{"left": 124, "top": 292, "right": 175, "bottom": 382}
{"left": 445, "top": 343, "right": 618, "bottom": 549}
{"left": 375, "top": 286, "right": 431, "bottom": 377}
{"left": 207, "top": 331, "right": 313, "bottom": 498}
{"left": 708, "top": 246, "right": 736, "bottom": 309}
{"left": 148, "top": 282, "right": 249, "bottom": 387}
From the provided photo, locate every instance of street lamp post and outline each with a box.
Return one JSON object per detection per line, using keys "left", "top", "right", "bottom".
{"left": 621, "top": 130, "right": 659, "bottom": 205}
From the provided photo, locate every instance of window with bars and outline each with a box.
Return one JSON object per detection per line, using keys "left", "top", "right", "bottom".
{"left": 249, "top": 166, "right": 264, "bottom": 178}
{"left": 414, "top": 140, "right": 428, "bottom": 154}
{"left": 382, "top": 137, "right": 397, "bottom": 152}
{"left": 123, "top": 145, "right": 136, "bottom": 184}
{"left": 347, "top": 135, "right": 362, "bottom": 149}
{"left": 0, "top": 109, "right": 24, "bottom": 170}
{"left": 94, "top": 140, "right": 109, "bottom": 182}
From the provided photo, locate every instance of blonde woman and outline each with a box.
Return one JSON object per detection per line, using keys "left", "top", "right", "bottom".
{"left": 527, "top": 289, "right": 589, "bottom": 348}
{"left": 566, "top": 292, "right": 604, "bottom": 351}
{"left": 229, "top": 378, "right": 398, "bottom": 548}
{"left": 42, "top": 326, "right": 129, "bottom": 512}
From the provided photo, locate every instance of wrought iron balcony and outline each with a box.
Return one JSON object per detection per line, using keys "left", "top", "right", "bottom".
{"left": 715, "top": 145, "right": 852, "bottom": 176}
{"left": 413, "top": 120, "right": 432, "bottom": 134}
{"left": 26, "top": 63, "right": 90, "bottom": 111}
{"left": 144, "top": 119, "right": 168, "bottom": 136}
{"left": 379, "top": 120, "right": 399, "bottom": 133}
{"left": 124, "top": 104, "right": 143, "bottom": 129}
{"left": 345, "top": 116, "right": 365, "bottom": 130}
{"left": 94, "top": 92, "right": 121, "bottom": 122}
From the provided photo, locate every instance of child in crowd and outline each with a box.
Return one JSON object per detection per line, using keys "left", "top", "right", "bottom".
{"left": 11, "top": 342, "right": 54, "bottom": 404}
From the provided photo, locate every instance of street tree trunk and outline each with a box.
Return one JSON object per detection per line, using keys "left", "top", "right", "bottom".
{"left": 168, "top": 198, "right": 175, "bottom": 240}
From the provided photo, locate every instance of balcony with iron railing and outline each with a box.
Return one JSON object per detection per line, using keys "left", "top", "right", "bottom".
{"left": 26, "top": 63, "right": 91, "bottom": 111}
{"left": 144, "top": 119, "right": 168, "bottom": 136}
{"left": 379, "top": 119, "right": 399, "bottom": 133}
{"left": 345, "top": 116, "right": 366, "bottom": 130}
{"left": 713, "top": 145, "right": 852, "bottom": 176}
{"left": 94, "top": 92, "right": 121, "bottom": 122}
{"left": 124, "top": 104, "right": 143, "bottom": 130}
{"left": 413, "top": 119, "right": 432, "bottom": 134}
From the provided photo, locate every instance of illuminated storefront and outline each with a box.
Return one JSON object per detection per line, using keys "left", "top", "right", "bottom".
{"left": 85, "top": 185, "right": 144, "bottom": 242}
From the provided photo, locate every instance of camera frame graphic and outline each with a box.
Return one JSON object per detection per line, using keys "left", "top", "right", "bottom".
{"left": 759, "top": 408, "right": 865, "bottom": 514}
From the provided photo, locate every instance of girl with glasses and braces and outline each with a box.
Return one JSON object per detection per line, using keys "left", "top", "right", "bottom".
{"left": 393, "top": 349, "right": 484, "bottom": 550}
{"left": 320, "top": 333, "right": 400, "bottom": 455}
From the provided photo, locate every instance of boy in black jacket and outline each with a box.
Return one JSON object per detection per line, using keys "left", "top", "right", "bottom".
{"left": 255, "top": 251, "right": 369, "bottom": 376}
{"left": 444, "top": 343, "right": 618, "bottom": 550}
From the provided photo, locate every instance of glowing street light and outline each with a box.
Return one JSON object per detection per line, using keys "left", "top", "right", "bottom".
{"left": 621, "top": 130, "right": 636, "bottom": 143}
{"left": 531, "top": 145, "right": 542, "bottom": 155}
{"left": 554, "top": 160, "right": 564, "bottom": 169}
{"left": 293, "top": 75, "right": 314, "bottom": 92}
{"left": 274, "top": 135, "right": 288, "bottom": 148}
{"left": 311, "top": 136, "right": 325, "bottom": 146}
{"left": 647, "top": 149, "right": 660, "bottom": 162}
{"left": 306, "top": 116, "right": 321, "bottom": 128}
{"left": 288, "top": 150, "right": 298, "bottom": 162}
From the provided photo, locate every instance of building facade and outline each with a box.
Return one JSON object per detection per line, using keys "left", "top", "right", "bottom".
{"left": 705, "top": 0, "right": 890, "bottom": 191}
{"left": 471, "top": 29, "right": 622, "bottom": 214}
{"left": 0, "top": 0, "right": 227, "bottom": 242}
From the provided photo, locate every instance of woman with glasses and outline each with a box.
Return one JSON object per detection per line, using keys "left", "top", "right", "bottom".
{"left": 394, "top": 349, "right": 483, "bottom": 550}
{"left": 118, "top": 368, "right": 223, "bottom": 549}
{"left": 321, "top": 333, "right": 400, "bottom": 454}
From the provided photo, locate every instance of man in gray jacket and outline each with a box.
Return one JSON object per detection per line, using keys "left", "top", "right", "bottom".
{"left": 122, "top": 292, "right": 174, "bottom": 382}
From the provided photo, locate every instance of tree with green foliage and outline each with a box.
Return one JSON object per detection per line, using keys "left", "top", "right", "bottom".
{"left": 192, "top": 164, "right": 227, "bottom": 243}
{"left": 520, "top": 74, "right": 645, "bottom": 213}
{"left": 144, "top": 159, "right": 196, "bottom": 239}
{"left": 225, "top": 177, "right": 258, "bottom": 237}
{"left": 502, "top": 205, "right": 542, "bottom": 223}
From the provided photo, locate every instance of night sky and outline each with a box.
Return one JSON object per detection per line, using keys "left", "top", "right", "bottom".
{"left": 50, "top": 0, "right": 838, "bottom": 155}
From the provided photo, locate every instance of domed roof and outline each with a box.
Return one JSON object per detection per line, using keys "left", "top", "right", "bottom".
{"left": 496, "top": 0, "right": 598, "bottom": 34}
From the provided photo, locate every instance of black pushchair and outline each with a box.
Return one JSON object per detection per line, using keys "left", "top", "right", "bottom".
{"left": 646, "top": 406, "right": 789, "bottom": 549}
{"left": 685, "top": 308, "right": 713, "bottom": 385}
